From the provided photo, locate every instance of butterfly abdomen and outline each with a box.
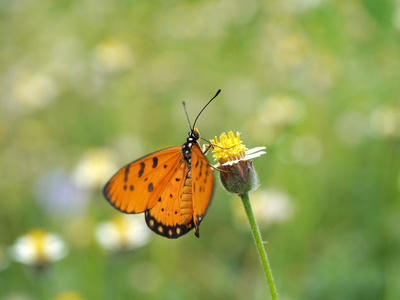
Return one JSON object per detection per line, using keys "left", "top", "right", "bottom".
{"left": 180, "top": 170, "right": 194, "bottom": 225}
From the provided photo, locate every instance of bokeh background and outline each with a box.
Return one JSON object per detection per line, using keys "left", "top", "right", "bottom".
{"left": 1, "top": 0, "right": 400, "bottom": 299}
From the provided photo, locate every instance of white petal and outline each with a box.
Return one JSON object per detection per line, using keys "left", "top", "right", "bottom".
{"left": 221, "top": 150, "right": 266, "bottom": 166}
{"left": 244, "top": 151, "right": 266, "bottom": 160}
{"left": 245, "top": 147, "right": 266, "bottom": 155}
{"left": 9, "top": 237, "right": 36, "bottom": 264}
{"left": 221, "top": 159, "right": 240, "bottom": 166}
{"left": 43, "top": 234, "right": 68, "bottom": 261}
{"left": 95, "top": 222, "right": 120, "bottom": 251}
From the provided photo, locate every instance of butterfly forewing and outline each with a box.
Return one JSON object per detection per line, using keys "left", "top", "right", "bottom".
{"left": 191, "top": 144, "right": 215, "bottom": 234}
{"left": 103, "top": 146, "right": 183, "bottom": 213}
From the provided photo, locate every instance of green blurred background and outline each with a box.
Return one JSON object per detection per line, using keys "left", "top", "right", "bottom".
{"left": 1, "top": 0, "right": 400, "bottom": 299}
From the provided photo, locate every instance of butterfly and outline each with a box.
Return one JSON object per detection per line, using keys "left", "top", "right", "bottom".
{"left": 103, "top": 90, "right": 221, "bottom": 238}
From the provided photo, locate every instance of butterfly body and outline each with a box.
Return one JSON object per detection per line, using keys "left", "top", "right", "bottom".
{"left": 103, "top": 128, "right": 215, "bottom": 238}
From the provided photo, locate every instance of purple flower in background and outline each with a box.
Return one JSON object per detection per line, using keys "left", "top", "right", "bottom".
{"left": 35, "top": 169, "right": 89, "bottom": 217}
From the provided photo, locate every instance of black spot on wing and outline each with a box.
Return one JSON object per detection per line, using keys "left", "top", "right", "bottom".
{"left": 199, "top": 160, "right": 203, "bottom": 177}
{"left": 148, "top": 182, "right": 154, "bottom": 192}
{"left": 152, "top": 157, "right": 158, "bottom": 168}
{"left": 139, "top": 162, "right": 145, "bottom": 177}
{"left": 145, "top": 211, "right": 196, "bottom": 239}
{"left": 124, "top": 165, "right": 130, "bottom": 183}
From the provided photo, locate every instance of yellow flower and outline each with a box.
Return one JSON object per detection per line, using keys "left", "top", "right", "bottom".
{"left": 211, "top": 131, "right": 266, "bottom": 166}
{"left": 211, "top": 131, "right": 266, "bottom": 194}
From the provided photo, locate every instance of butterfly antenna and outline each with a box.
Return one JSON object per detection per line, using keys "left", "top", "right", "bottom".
{"left": 192, "top": 89, "right": 221, "bottom": 129}
{"left": 182, "top": 101, "right": 193, "bottom": 130}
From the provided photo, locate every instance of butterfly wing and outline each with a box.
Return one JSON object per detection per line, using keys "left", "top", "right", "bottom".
{"left": 103, "top": 143, "right": 214, "bottom": 239}
{"left": 103, "top": 146, "right": 183, "bottom": 214}
{"left": 191, "top": 144, "right": 215, "bottom": 237}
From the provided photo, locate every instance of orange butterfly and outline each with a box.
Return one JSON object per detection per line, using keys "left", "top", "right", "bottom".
{"left": 103, "top": 90, "right": 221, "bottom": 238}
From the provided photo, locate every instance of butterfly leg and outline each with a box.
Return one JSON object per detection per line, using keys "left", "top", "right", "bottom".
{"left": 201, "top": 143, "right": 214, "bottom": 154}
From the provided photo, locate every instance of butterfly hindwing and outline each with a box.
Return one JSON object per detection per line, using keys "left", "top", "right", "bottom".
{"left": 103, "top": 146, "right": 183, "bottom": 214}
{"left": 144, "top": 160, "right": 195, "bottom": 238}
{"left": 191, "top": 144, "right": 215, "bottom": 236}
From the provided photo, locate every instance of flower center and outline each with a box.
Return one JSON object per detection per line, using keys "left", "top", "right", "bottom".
{"left": 211, "top": 131, "right": 248, "bottom": 164}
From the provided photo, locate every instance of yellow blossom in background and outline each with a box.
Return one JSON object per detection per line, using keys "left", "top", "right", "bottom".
{"left": 93, "top": 39, "right": 133, "bottom": 73}
{"left": 53, "top": 291, "right": 85, "bottom": 300}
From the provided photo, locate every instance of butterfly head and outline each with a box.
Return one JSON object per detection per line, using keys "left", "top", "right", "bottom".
{"left": 191, "top": 127, "right": 201, "bottom": 141}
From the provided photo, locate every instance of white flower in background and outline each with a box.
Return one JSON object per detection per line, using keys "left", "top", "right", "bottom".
{"left": 233, "top": 189, "right": 295, "bottom": 226}
{"left": 72, "top": 148, "right": 117, "bottom": 190}
{"left": 93, "top": 39, "right": 133, "bottom": 73}
{"left": 369, "top": 106, "right": 400, "bottom": 139}
{"left": 9, "top": 229, "right": 68, "bottom": 267}
{"left": 11, "top": 70, "right": 58, "bottom": 110}
{"left": 334, "top": 111, "right": 368, "bottom": 146}
{"left": 95, "top": 215, "right": 151, "bottom": 252}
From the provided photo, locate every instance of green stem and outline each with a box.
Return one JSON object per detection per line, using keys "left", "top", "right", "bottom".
{"left": 240, "top": 192, "right": 278, "bottom": 300}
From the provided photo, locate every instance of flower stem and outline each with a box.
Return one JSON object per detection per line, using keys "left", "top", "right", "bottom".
{"left": 240, "top": 192, "right": 278, "bottom": 300}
